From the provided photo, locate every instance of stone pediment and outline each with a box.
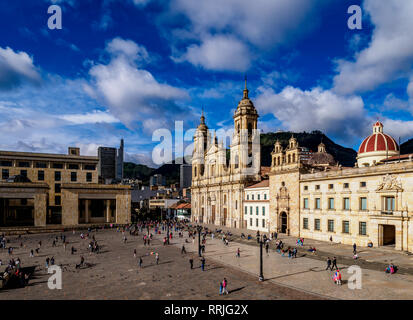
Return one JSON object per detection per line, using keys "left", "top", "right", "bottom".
{"left": 376, "top": 174, "right": 403, "bottom": 192}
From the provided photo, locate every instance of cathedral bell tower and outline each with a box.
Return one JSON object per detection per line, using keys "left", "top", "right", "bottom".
{"left": 192, "top": 110, "right": 210, "bottom": 181}
{"left": 230, "top": 78, "right": 260, "bottom": 179}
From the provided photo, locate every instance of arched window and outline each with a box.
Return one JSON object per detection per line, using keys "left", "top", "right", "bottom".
{"left": 224, "top": 194, "right": 227, "bottom": 205}
{"left": 288, "top": 154, "right": 291, "bottom": 163}
{"left": 194, "top": 166, "right": 197, "bottom": 177}
{"left": 235, "top": 155, "right": 239, "bottom": 169}
{"left": 292, "top": 153, "right": 296, "bottom": 163}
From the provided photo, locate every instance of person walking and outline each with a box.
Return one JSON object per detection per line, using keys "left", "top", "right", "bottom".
{"left": 219, "top": 282, "right": 223, "bottom": 295}
{"left": 353, "top": 243, "right": 357, "bottom": 255}
{"left": 201, "top": 257, "right": 206, "bottom": 271}
{"left": 326, "top": 257, "right": 332, "bottom": 270}
{"left": 222, "top": 278, "right": 229, "bottom": 295}
{"left": 133, "top": 249, "right": 137, "bottom": 258}
{"left": 139, "top": 256, "right": 143, "bottom": 268}
{"left": 181, "top": 245, "right": 187, "bottom": 254}
{"left": 189, "top": 258, "right": 194, "bottom": 269}
{"left": 30, "top": 249, "right": 34, "bottom": 258}
{"left": 236, "top": 248, "right": 240, "bottom": 258}
{"left": 155, "top": 252, "right": 159, "bottom": 265}
{"left": 332, "top": 257, "right": 338, "bottom": 270}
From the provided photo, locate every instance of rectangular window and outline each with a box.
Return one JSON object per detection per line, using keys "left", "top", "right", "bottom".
{"left": 86, "top": 172, "right": 92, "bottom": 182}
{"left": 304, "top": 198, "right": 309, "bottom": 209}
{"left": 2, "top": 169, "right": 9, "bottom": 180}
{"left": 328, "top": 220, "right": 335, "bottom": 232}
{"left": 36, "top": 162, "right": 47, "bottom": 168}
{"left": 342, "top": 221, "right": 350, "bottom": 234}
{"left": 328, "top": 184, "right": 334, "bottom": 189}
{"left": 71, "top": 172, "right": 77, "bottom": 182}
{"left": 250, "top": 218, "right": 252, "bottom": 226}
{"left": 256, "top": 218, "right": 258, "bottom": 227}
{"left": 52, "top": 163, "right": 64, "bottom": 169}
{"left": 315, "top": 219, "right": 321, "bottom": 231}
{"left": 247, "top": 194, "right": 249, "bottom": 200}
{"left": 315, "top": 198, "right": 321, "bottom": 209}
{"left": 315, "top": 185, "right": 320, "bottom": 190}
{"left": 250, "top": 206, "right": 252, "bottom": 215}
{"left": 262, "top": 219, "right": 265, "bottom": 228}
{"left": 344, "top": 183, "right": 349, "bottom": 189}
{"left": 262, "top": 206, "right": 265, "bottom": 216}
{"left": 55, "top": 184, "right": 61, "bottom": 193}
{"left": 303, "top": 218, "right": 309, "bottom": 229}
{"left": 257, "top": 194, "right": 260, "bottom": 200}
{"left": 245, "top": 206, "right": 248, "bottom": 215}
{"left": 304, "top": 185, "right": 308, "bottom": 191}
{"left": 55, "top": 196, "right": 61, "bottom": 206}
{"left": 38, "top": 170, "right": 44, "bottom": 181}
{"left": 360, "top": 197, "right": 367, "bottom": 211}
{"left": 359, "top": 222, "right": 367, "bottom": 235}
{"left": 0, "top": 160, "right": 12, "bottom": 167}
{"left": 344, "top": 198, "right": 350, "bottom": 210}
{"left": 360, "top": 181, "right": 366, "bottom": 188}
{"left": 256, "top": 206, "right": 259, "bottom": 215}
{"left": 18, "top": 161, "right": 30, "bottom": 168}
{"left": 264, "top": 194, "right": 267, "bottom": 200}
{"left": 84, "top": 164, "right": 96, "bottom": 170}
{"left": 385, "top": 197, "right": 395, "bottom": 211}
{"left": 55, "top": 171, "right": 61, "bottom": 181}
{"left": 68, "top": 164, "right": 79, "bottom": 170}
{"left": 328, "top": 198, "right": 334, "bottom": 210}
{"left": 252, "top": 194, "right": 254, "bottom": 200}
{"left": 20, "top": 170, "right": 27, "bottom": 178}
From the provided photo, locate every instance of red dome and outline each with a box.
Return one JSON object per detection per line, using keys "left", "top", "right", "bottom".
{"left": 358, "top": 123, "right": 399, "bottom": 154}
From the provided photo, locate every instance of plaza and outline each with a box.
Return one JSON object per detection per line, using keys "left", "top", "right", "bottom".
{"left": 1, "top": 223, "right": 413, "bottom": 300}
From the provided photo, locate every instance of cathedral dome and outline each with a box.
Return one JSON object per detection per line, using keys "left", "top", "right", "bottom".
{"left": 357, "top": 121, "right": 399, "bottom": 167}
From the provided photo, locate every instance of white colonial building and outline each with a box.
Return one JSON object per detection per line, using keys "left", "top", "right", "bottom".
{"left": 243, "top": 180, "right": 269, "bottom": 232}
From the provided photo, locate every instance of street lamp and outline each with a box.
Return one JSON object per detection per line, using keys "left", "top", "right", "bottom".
{"left": 259, "top": 236, "right": 264, "bottom": 281}
{"left": 197, "top": 225, "right": 202, "bottom": 257}
{"left": 166, "top": 215, "right": 170, "bottom": 245}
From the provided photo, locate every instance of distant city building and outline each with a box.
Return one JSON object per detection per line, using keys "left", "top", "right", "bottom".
{"left": 98, "top": 139, "right": 124, "bottom": 184}
{"left": 150, "top": 174, "right": 166, "bottom": 187}
{"left": 180, "top": 164, "right": 192, "bottom": 189}
{"left": 244, "top": 180, "right": 269, "bottom": 232}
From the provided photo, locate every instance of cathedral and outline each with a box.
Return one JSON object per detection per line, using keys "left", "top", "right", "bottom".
{"left": 191, "top": 82, "right": 264, "bottom": 228}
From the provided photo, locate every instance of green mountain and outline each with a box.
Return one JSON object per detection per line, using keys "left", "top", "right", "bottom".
{"left": 260, "top": 131, "right": 357, "bottom": 167}
{"left": 401, "top": 138, "right": 413, "bottom": 154}
{"left": 124, "top": 131, "right": 359, "bottom": 184}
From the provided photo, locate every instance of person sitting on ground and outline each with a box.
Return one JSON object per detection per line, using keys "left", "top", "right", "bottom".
{"left": 368, "top": 241, "right": 373, "bottom": 248}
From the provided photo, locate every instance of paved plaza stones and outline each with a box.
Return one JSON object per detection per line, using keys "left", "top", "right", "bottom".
{"left": 0, "top": 228, "right": 322, "bottom": 300}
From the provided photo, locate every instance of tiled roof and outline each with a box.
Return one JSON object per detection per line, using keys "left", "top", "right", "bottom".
{"left": 245, "top": 179, "right": 269, "bottom": 189}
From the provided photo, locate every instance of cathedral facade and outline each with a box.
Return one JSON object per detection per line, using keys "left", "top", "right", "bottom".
{"left": 191, "top": 83, "right": 262, "bottom": 228}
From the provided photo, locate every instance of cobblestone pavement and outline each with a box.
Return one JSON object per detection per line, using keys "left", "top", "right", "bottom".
{"left": 167, "top": 225, "right": 413, "bottom": 300}
{"left": 198, "top": 223, "right": 413, "bottom": 274}
{"left": 0, "top": 229, "right": 323, "bottom": 300}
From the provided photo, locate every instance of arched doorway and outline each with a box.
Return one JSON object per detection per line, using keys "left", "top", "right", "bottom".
{"left": 280, "top": 212, "right": 288, "bottom": 234}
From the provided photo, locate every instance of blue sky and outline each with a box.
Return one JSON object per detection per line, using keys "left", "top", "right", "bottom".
{"left": 0, "top": 0, "right": 413, "bottom": 167}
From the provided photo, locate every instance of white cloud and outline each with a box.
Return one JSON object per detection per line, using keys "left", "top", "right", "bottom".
{"left": 333, "top": 0, "right": 413, "bottom": 94}
{"left": 58, "top": 110, "right": 120, "bottom": 125}
{"left": 179, "top": 35, "right": 251, "bottom": 72}
{"left": 382, "top": 119, "right": 413, "bottom": 142}
{"left": 255, "top": 85, "right": 366, "bottom": 143}
{"left": 0, "top": 46, "right": 41, "bottom": 90}
{"left": 106, "top": 37, "right": 150, "bottom": 63}
{"left": 167, "top": 0, "right": 329, "bottom": 71}
{"left": 88, "top": 38, "right": 190, "bottom": 131}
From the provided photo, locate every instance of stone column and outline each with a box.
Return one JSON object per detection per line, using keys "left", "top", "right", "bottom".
{"left": 106, "top": 200, "right": 111, "bottom": 223}
{"left": 34, "top": 194, "right": 47, "bottom": 227}
{"left": 85, "top": 200, "right": 89, "bottom": 224}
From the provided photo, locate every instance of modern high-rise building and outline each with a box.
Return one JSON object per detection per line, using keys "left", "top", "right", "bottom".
{"left": 180, "top": 164, "right": 192, "bottom": 189}
{"left": 98, "top": 139, "right": 124, "bottom": 184}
